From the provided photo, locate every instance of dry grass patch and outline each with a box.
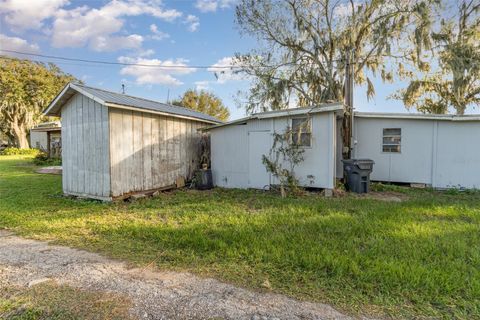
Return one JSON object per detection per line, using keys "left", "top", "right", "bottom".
{"left": 0, "top": 281, "right": 133, "bottom": 320}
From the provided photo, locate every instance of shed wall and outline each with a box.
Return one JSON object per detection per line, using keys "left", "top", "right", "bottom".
{"left": 30, "top": 131, "right": 48, "bottom": 150}
{"left": 210, "top": 123, "right": 250, "bottom": 188}
{"left": 353, "top": 117, "right": 480, "bottom": 189}
{"left": 354, "top": 118, "right": 434, "bottom": 184}
{"left": 109, "top": 108, "right": 206, "bottom": 197}
{"left": 434, "top": 121, "right": 480, "bottom": 188}
{"left": 61, "top": 93, "right": 111, "bottom": 199}
{"left": 210, "top": 112, "right": 336, "bottom": 189}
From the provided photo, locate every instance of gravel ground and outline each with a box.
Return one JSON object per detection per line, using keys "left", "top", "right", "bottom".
{"left": 0, "top": 230, "right": 356, "bottom": 320}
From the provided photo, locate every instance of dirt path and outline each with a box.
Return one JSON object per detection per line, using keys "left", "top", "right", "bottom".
{"left": 0, "top": 230, "right": 355, "bottom": 320}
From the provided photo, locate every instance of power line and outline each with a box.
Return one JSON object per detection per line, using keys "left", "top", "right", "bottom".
{"left": 0, "top": 49, "right": 242, "bottom": 70}
{"left": 0, "top": 55, "right": 121, "bottom": 68}
{"left": 0, "top": 49, "right": 361, "bottom": 73}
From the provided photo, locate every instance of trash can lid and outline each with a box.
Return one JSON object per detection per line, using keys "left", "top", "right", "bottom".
{"left": 354, "top": 158, "right": 375, "bottom": 164}
{"left": 342, "top": 158, "right": 375, "bottom": 164}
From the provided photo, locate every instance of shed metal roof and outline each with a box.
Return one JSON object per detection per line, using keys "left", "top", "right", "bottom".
{"left": 44, "top": 83, "right": 222, "bottom": 124}
{"left": 31, "top": 121, "right": 62, "bottom": 132}
{"left": 203, "top": 103, "right": 344, "bottom": 130}
{"left": 355, "top": 112, "right": 480, "bottom": 121}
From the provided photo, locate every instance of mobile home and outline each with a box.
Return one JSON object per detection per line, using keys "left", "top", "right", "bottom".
{"left": 353, "top": 112, "right": 480, "bottom": 189}
{"left": 207, "top": 106, "right": 480, "bottom": 190}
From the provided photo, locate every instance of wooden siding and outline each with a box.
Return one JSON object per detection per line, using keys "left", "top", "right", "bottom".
{"left": 61, "top": 93, "right": 110, "bottom": 199}
{"left": 109, "top": 108, "right": 206, "bottom": 197}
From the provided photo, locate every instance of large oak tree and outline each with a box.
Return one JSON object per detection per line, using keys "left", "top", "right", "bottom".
{"left": 234, "top": 0, "right": 436, "bottom": 158}
{"left": 400, "top": 0, "right": 480, "bottom": 114}
{"left": 0, "top": 57, "right": 76, "bottom": 148}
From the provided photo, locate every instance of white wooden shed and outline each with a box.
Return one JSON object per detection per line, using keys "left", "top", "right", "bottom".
{"left": 44, "top": 83, "right": 221, "bottom": 200}
{"left": 205, "top": 103, "right": 343, "bottom": 190}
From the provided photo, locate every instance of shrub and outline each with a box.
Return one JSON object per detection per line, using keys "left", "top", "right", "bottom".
{"left": 262, "top": 128, "right": 305, "bottom": 198}
{"left": 1, "top": 147, "right": 39, "bottom": 156}
{"left": 33, "top": 152, "right": 62, "bottom": 166}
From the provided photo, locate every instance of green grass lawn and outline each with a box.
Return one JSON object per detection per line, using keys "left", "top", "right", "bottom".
{"left": 1, "top": 155, "right": 479, "bottom": 319}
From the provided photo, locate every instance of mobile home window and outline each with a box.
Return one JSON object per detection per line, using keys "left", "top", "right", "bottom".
{"left": 382, "top": 128, "right": 401, "bottom": 153}
{"left": 291, "top": 117, "right": 312, "bottom": 147}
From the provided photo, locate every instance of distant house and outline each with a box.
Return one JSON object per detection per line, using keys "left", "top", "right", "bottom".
{"left": 205, "top": 105, "right": 480, "bottom": 190}
{"left": 44, "top": 82, "right": 221, "bottom": 201}
{"left": 30, "top": 121, "right": 62, "bottom": 158}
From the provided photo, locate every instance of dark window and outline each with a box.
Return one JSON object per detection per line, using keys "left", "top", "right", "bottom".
{"left": 291, "top": 117, "right": 312, "bottom": 147}
{"left": 382, "top": 128, "right": 401, "bottom": 153}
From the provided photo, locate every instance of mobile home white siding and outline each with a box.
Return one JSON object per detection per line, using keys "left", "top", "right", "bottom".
{"left": 433, "top": 121, "right": 480, "bottom": 188}
{"left": 61, "top": 93, "right": 111, "bottom": 199}
{"left": 210, "top": 111, "right": 337, "bottom": 189}
{"left": 353, "top": 118, "right": 434, "bottom": 184}
{"left": 353, "top": 116, "right": 480, "bottom": 189}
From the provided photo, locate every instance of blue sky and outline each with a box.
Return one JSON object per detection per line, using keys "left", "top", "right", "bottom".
{"left": 0, "top": 0, "right": 447, "bottom": 120}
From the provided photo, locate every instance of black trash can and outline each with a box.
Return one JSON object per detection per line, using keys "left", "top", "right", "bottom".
{"left": 342, "top": 159, "right": 375, "bottom": 193}
{"left": 194, "top": 169, "right": 213, "bottom": 190}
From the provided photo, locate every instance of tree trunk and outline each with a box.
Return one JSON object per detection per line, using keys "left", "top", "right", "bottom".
{"left": 280, "top": 185, "right": 286, "bottom": 198}
{"left": 11, "top": 122, "right": 29, "bottom": 149}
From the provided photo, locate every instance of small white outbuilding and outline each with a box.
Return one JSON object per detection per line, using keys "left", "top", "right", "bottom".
{"left": 207, "top": 105, "right": 480, "bottom": 190}
{"left": 205, "top": 103, "right": 343, "bottom": 190}
{"left": 44, "top": 82, "right": 221, "bottom": 200}
{"left": 353, "top": 112, "right": 480, "bottom": 189}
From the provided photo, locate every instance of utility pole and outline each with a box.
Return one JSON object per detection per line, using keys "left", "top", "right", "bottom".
{"left": 342, "top": 48, "right": 354, "bottom": 160}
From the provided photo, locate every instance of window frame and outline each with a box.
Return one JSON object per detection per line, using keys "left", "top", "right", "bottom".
{"left": 290, "top": 116, "right": 312, "bottom": 148}
{"left": 382, "top": 128, "right": 401, "bottom": 153}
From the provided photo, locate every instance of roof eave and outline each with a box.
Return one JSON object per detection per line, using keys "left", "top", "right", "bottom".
{"left": 105, "top": 102, "right": 222, "bottom": 125}
{"left": 355, "top": 112, "right": 480, "bottom": 121}
{"left": 43, "top": 82, "right": 107, "bottom": 117}
{"left": 203, "top": 103, "right": 344, "bottom": 131}
{"left": 42, "top": 83, "right": 72, "bottom": 116}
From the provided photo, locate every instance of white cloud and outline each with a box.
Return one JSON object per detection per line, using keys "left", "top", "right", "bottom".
{"left": 195, "top": 81, "right": 210, "bottom": 90}
{"left": 118, "top": 56, "right": 196, "bottom": 86}
{"left": 195, "top": 0, "right": 236, "bottom": 13}
{"left": 90, "top": 34, "right": 144, "bottom": 52}
{"left": 51, "top": 1, "right": 182, "bottom": 51}
{"left": 195, "top": 0, "right": 218, "bottom": 12}
{"left": 208, "top": 57, "right": 244, "bottom": 83}
{"left": 137, "top": 48, "right": 155, "bottom": 57}
{"left": 0, "top": 0, "right": 68, "bottom": 31}
{"left": 185, "top": 15, "right": 200, "bottom": 32}
{"left": 149, "top": 24, "right": 170, "bottom": 41}
{"left": 0, "top": 34, "right": 40, "bottom": 54}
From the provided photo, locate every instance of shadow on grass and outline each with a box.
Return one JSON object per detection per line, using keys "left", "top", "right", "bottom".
{"left": 1, "top": 156, "right": 480, "bottom": 318}
{"left": 76, "top": 201, "right": 479, "bottom": 318}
